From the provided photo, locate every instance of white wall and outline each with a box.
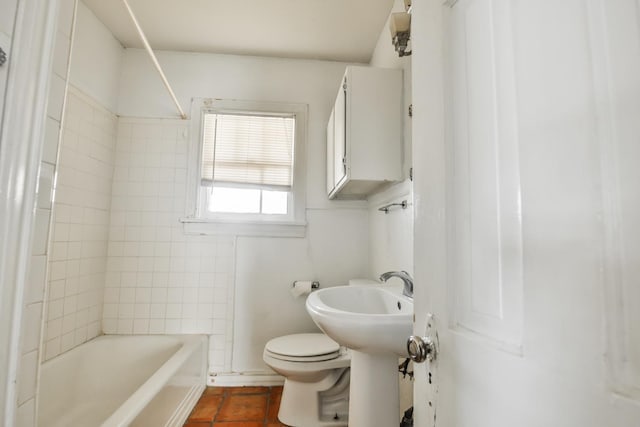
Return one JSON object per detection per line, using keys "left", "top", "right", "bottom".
{"left": 115, "top": 49, "right": 371, "bottom": 376}
{"left": 370, "top": 0, "right": 413, "bottom": 181}
{"left": 68, "top": 1, "right": 123, "bottom": 112}
{"left": 233, "top": 209, "right": 370, "bottom": 372}
{"left": 367, "top": 0, "right": 414, "bottom": 282}
{"left": 367, "top": 0, "right": 415, "bottom": 414}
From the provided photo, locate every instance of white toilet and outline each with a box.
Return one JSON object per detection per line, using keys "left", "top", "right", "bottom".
{"left": 263, "top": 333, "right": 351, "bottom": 427}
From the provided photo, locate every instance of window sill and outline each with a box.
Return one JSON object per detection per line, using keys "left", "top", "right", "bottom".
{"left": 179, "top": 217, "right": 307, "bottom": 238}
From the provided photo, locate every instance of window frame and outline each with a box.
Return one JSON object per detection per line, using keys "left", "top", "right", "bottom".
{"left": 182, "top": 98, "right": 308, "bottom": 237}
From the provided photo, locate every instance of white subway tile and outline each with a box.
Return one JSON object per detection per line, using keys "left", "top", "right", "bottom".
{"left": 135, "top": 288, "right": 151, "bottom": 303}
{"left": 165, "top": 303, "right": 182, "bottom": 319}
{"left": 52, "top": 31, "right": 70, "bottom": 78}
{"left": 60, "top": 331, "right": 75, "bottom": 353}
{"left": 47, "top": 74, "right": 66, "bottom": 121}
{"left": 117, "top": 319, "right": 133, "bottom": 334}
{"left": 26, "top": 255, "right": 47, "bottom": 304}
{"left": 118, "top": 303, "right": 134, "bottom": 319}
{"left": 152, "top": 272, "right": 169, "bottom": 286}
{"left": 37, "top": 162, "right": 55, "bottom": 209}
{"left": 42, "top": 117, "right": 60, "bottom": 164}
{"left": 102, "top": 319, "right": 117, "bottom": 334}
{"left": 119, "top": 287, "right": 135, "bottom": 303}
{"left": 87, "top": 321, "right": 100, "bottom": 339}
{"left": 151, "top": 288, "right": 168, "bottom": 303}
{"left": 149, "top": 319, "right": 165, "bottom": 334}
{"left": 32, "top": 209, "right": 51, "bottom": 255}
{"left": 133, "top": 319, "right": 149, "bottom": 334}
{"left": 149, "top": 303, "right": 166, "bottom": 318}
{"left": 183, "top": 287, "right": 198, "bottom": 303}
{"left": 165, "top": 319, "right": 181, "bottom": 334}
{"left": 48, "top": 280, "right": 65, "bottom": 300}
{"left": 198, "top": 288, "right": 214, "bottom": 303}
{"left": 21, "top": 304, "right": 42, "bottom": 354}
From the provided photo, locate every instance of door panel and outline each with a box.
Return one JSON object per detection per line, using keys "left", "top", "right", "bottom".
{"left": 450, "top": 0, "right": 523, "bottom": 348}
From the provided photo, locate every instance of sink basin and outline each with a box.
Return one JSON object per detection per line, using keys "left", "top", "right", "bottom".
{"left": 305, "top": 285, "right": 413, "bottom": 356}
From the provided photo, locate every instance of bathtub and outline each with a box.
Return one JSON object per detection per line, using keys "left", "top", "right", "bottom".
{"left": 38, "top": 334, "right": 207, "bottom": 427}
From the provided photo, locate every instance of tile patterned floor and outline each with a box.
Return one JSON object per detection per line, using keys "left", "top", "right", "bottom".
{"left": 183, "top": 386, "right": 289, "bottom": 427}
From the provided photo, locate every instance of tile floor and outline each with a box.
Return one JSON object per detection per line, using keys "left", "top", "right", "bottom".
{"left": 183, "top": 386, "right": 289, "bottom": 427}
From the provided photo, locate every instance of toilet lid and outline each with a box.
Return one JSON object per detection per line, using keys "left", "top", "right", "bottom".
{"left": 265, "top": 333, "right": 340, "bottom": 362}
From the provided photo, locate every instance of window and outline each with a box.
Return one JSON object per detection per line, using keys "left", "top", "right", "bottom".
{"left": 183, "top": 99, "right": 307, "bottom": 237}
{"left": 200, "top": 112, "right": 294, "bottom": 216}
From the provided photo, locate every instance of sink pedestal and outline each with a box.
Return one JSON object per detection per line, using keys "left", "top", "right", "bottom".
{"left": 348, "top": 351, "right": 399, "bottom": 427}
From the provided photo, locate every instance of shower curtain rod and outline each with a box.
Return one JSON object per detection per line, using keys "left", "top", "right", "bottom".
{"left": 121, "top": 0, "right": 187, "bottom": 119}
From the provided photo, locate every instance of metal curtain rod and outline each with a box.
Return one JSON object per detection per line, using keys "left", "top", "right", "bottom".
{"left": 121, "top": 0, "right": 187, "bottom": 119}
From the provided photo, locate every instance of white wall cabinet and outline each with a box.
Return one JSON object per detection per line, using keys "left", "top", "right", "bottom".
{"left": 326, "top": 66, "right": 403, "bottom": 199}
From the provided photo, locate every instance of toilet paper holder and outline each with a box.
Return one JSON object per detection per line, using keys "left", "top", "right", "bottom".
{"left": 292, "top": 280, "right": 320, "bottom": 289}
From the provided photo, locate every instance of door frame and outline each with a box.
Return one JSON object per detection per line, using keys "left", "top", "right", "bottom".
{"left": 0, "top": 0, "right": 59, "bottom": 423}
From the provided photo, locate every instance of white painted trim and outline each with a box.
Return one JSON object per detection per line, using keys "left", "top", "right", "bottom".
{"left": 184, "top": 98, "right": 309, "bottom": 236}
{"left": 0, "top": 0, "right": 59, "bottom": 424}
{"left": 208, "top": 372, "right": 284, "bottom": 387}
{"left": 181, "top": 218, "right": 307, "bottom": 238}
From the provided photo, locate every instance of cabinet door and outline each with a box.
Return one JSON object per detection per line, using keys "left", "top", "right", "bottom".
{"left": 333, "top": 77, "right": 347, "bottom": 189}
{"left": 326, "top": 108, "right": 335, "bottom": 195}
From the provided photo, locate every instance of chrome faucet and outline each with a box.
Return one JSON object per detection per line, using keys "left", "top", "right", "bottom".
{"left": 379, "top": 271, "right": 414, "bottom": 298}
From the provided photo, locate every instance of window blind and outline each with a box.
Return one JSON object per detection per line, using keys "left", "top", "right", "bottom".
{"left": 201, "top": 112, "right": 295, "bottom": 189}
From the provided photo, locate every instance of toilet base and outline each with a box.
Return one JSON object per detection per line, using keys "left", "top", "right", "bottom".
{"left": 278, "top": 368, "right": 349, "bottom": 427}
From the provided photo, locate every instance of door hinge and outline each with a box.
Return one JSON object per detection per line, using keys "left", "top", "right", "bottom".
{"left": 408, "top": 104, "right": 413, "bottom": 118}
{"left": 0, "top": 47, "right": 7, "bottom": 67}
{"left": 409, "top": 167, "right": 413, "bottom": 181}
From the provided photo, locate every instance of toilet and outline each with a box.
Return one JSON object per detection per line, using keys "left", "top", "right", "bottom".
{"left": 263, "top": 333, "right": 351, "bottom": 427}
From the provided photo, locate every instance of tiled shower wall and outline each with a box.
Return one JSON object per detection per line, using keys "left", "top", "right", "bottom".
{"left": 103, "top": 118, "right": 235, "bottom": 373}
{"left": 43, "top": 88, "right": 117, "bottom": 361}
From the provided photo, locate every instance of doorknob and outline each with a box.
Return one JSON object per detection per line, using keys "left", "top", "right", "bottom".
{"left": 407, "top": 335, "right": 437, "bottom": 363}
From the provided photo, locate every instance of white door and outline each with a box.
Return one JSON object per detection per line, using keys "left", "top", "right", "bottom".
{"left": 411, "top": 1, "right": 640, "bottom": 426}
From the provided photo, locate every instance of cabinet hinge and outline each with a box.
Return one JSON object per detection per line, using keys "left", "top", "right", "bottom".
{"left": 409, "top": 167, "right": 413, "bottom": 181}
{"left": 408, "top": 104, "right": 413, "bottom": 118}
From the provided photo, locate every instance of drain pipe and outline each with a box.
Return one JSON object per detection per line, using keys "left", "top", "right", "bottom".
{"left": 120, "top": 0, "right": 187, "bottom": 119}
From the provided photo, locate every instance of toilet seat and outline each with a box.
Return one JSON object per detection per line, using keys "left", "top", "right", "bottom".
{"left": 265, "top": 333, "right": 341, "bottom": 362}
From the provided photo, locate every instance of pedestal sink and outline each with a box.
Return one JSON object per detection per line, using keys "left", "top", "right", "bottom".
{"left": 306, "top": 285, "right": 413, "bottom": 427}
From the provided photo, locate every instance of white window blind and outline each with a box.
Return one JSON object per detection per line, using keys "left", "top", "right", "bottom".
{"left": 201, "top": 112, "right": 295, "bottom": 189}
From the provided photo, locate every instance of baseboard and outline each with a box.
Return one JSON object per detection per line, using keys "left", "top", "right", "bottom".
{"left": 208, "top": 372, "right": 285, "bottom": 387}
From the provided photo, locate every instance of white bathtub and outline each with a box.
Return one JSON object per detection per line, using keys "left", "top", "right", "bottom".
{"left": 38, "top": 335, "right": 207, "bottom": 427}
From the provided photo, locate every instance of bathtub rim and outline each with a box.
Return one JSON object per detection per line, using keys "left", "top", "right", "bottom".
{"left": 100, "top": 334, "right": 207, "bottom": 427}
